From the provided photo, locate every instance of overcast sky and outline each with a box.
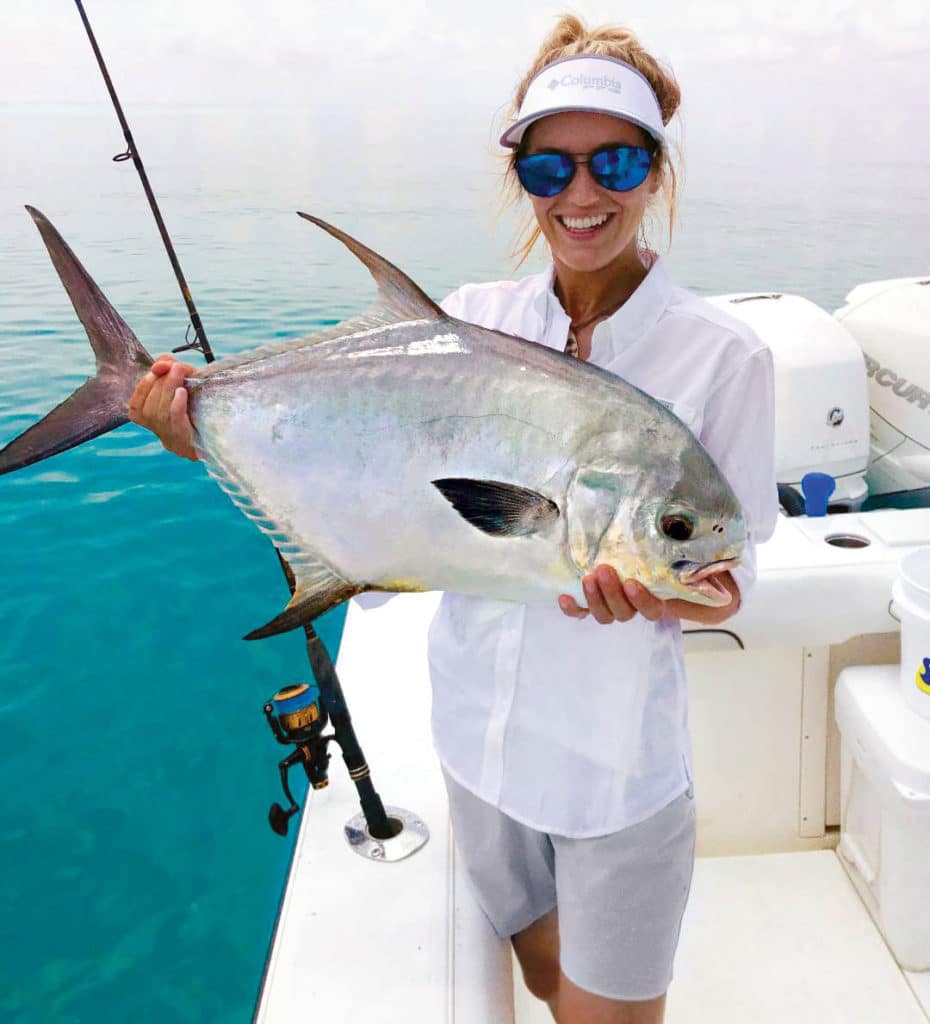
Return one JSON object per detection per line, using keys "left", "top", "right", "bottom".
{"left": 4, "top": 0, "right": 929, "bottom": 111}
{"left": 1, "top": 1, "right": 928, "bottom": 311}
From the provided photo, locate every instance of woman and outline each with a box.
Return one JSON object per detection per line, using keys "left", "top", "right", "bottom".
{"left": 130, "top": 16, "right": 777, "bottom": 1024}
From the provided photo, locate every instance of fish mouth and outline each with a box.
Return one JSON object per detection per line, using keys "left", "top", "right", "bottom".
{"left": 673, "top": 558, "right": 741, "bottom": 606}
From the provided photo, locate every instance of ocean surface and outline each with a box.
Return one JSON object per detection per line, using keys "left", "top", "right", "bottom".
{"left": 1, "top": 89, "right": 928, "bottom": 1023}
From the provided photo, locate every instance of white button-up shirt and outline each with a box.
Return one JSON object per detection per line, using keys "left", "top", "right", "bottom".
{"left": 421, "top": 256, "right": 778, "bottom": 837}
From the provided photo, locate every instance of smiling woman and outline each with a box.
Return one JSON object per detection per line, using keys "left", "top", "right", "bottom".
{"left": 428, "top": 15, "right": 777, "bottom": 1024}
{"left": 501, "top": 21, "right": 682, "bottom": 272}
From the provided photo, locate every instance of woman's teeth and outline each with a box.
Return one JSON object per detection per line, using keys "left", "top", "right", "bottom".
{"left": 559, "top": 214, "right": 611, "bottom": 231}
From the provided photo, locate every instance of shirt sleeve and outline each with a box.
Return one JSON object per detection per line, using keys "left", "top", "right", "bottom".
{"left": 439, "top": 286, "right": 467, "bottom": 318}
{"left": 699, "top": 345, "right": 779, "bottom": 601}
{"left": 353, "top": 591, "right": 398, "bottom": 610}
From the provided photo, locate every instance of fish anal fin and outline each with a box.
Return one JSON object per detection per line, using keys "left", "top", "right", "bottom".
{"left": 433, "top": 477, "right": 560, "bottom": 538}
{"left": 244, "top": 576, "right": 362, "bottom": 641}
{"left": 297, "top": 212, "right": 444, "bottom": 324}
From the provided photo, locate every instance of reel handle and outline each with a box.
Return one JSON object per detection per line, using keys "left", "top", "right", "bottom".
{"left": 269, "top": 802, "right": 299, "bottom": 836}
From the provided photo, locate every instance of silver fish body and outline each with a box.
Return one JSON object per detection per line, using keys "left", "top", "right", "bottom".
{"left": 0, "top": 209, "right": 746, "bottom": 640}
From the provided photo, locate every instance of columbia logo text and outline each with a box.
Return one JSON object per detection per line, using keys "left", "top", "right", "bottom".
{"left": 547, "top": 73, "right": 623, "bottom": 95}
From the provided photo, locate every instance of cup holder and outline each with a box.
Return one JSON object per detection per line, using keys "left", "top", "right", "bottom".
{"left": 825, "top": 533, "right": 870, "bottom": 549}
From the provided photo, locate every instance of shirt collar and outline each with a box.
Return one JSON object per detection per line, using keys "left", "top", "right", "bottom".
{"left": 529, "top": 254, "right": 673, "bottom": 361}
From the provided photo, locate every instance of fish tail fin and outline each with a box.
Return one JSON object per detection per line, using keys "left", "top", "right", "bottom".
{"left": 0, "top": 207, "right": 154, "bottom": 476}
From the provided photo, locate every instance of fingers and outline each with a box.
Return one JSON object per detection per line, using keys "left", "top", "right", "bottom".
{"left": 558, "top": 594, "right": 589, "bottom": 619}
{"left": 619, "top": 578, "right": 667, "bottom": 622}
{"left": 129, "top": 356, "right": 181, "bottom": 422}
{"left": 146, "top": 361, "right": 188, "bottom": 438}
{"left": 580, "top": 572, "right": 613, "bottom": 624}
{"left": 168, "top": 386, "right": 198, "bottom": 461}
{"left": 128, "top": 369, "right": 158, "bottom": 424}
{"left": 151, "top": 355, "right": 176, "bottom": 376}
{"left": 127, "top": 356, "right": 198, "bottom": 460}
{"left": 561, "top": 567, "right": 667, "bottom": 625}
{"left": 589, "top": 569, "right": 639, "bottom": 622}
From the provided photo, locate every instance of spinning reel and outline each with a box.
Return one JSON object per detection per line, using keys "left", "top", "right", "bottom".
{"left": 263, "top": 682, "right": 333, "bottom": 836}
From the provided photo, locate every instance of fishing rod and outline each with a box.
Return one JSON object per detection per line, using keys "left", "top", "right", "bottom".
{"left": 73, "top": 0, "right": 213, "bottom": 364}
{"left": 72, "top": 0, "right": 410, "bottom": 851}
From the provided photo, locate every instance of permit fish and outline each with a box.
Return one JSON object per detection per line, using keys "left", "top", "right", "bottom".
{"left": 0, "top": 207, "right": 746, "bottom": 638}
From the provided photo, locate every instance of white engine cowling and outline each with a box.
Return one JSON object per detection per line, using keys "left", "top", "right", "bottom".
{"left": 835, "top": 277, "right": 930, "bottom": 497}
{"left": 708, "top": 292, "right": 870, "bottom": 507}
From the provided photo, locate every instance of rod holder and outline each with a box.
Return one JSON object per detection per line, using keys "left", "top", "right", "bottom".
{"left": 344, "top": 806, "right": 429, "bottom": 862}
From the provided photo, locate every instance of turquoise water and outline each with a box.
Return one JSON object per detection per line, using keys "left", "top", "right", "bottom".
{"left": 1, "top": 92, "right": 929, "bottom": 1023}
{"left": 0, "top": 103, "right": 521, "bottom": 1024}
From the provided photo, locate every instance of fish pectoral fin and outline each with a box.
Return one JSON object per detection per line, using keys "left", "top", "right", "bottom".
{"left": 297, "top": 212, "right": 445, "bottom": 324}
{"left": 244, "top": 575, "right": 362, "bottom": 641}
{"left": 433, "top": 478, "right": 560, "bottom": 537}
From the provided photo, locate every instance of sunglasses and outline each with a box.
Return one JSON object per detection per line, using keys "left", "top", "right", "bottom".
{"left": 515, "top": 144, "right": 654, "bottom": 198}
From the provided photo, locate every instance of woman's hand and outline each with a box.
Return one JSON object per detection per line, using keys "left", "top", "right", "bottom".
{"left": 559, "top": 565, "right": 667, "bottom": 623}
{"left": 558, "top": 565, "right": 741, "bottom": 625}
{"left": 128, "top": 355, "right": 199, "bottom": 461}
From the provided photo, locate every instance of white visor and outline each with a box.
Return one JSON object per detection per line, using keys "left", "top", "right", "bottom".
{"left": 500, "top": 54, "right": 665, "bottom": 150}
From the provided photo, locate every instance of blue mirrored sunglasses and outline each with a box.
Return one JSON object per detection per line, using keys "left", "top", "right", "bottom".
{"left": 515, "top": 144, "right": 653, "bottom": 198}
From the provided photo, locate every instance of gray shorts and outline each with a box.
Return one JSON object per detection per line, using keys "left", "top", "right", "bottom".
{"left": 443, "top": 771, "right": 696, "bottom": 1001}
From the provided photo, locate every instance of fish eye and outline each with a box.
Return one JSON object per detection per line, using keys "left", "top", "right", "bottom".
{"left": 660, "top": 514, "right": 695, "bottom": 542}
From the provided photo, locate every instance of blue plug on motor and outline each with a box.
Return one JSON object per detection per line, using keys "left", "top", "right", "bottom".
{"left": 801, "top": 472, "right": 836, "bottom": 517}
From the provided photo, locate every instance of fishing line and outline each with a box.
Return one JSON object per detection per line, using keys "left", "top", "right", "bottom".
{"left": 72, "top": 0, "right": 397, "bottom": 842}
{"left": 73, "top": 0, "right": 214, "bottom": 363}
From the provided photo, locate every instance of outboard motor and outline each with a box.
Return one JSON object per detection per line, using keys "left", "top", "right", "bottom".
{"left": 835, "top": 277, "right": 930, "bottom": 499}
{"left": 708, "top": 292, "right": 870, "bottom": 511}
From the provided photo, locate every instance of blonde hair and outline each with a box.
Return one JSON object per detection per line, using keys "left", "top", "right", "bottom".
{"left": 501, "top": 14, "right": 682, "bottom": 268}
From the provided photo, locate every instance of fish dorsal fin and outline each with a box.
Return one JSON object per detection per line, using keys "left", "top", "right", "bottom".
{"left": 198, "top": 214, "right": 443, "bottom": 381}
{"left": 298, "top": 212, "right": 444, "bottom": 323}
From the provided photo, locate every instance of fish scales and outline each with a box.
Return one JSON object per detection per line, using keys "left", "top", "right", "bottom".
{"left": 193, "top": 323, "right": 581, "bottom": 593}
{"left": 0, "top": 209, "right": 747, "bottom": 639}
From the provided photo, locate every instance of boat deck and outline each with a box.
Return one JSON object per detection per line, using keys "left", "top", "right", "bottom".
{"left": 518, "top": 850, "right": 928, "bottom": 1023}
{"left": 255, "top": 592, "right": 930, "bottom": 1023}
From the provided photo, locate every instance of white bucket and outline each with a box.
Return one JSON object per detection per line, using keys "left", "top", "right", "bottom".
{"left": 891, "top": 546, "right": 930, "bottom": 721}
